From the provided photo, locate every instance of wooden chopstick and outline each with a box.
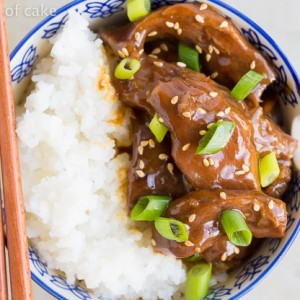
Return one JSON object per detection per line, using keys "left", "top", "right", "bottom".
{"left": 0, "top": 202, "right": 8, "bottom": 300}
{"left": 0, "top": 1, "right": 32, "bottom": 299}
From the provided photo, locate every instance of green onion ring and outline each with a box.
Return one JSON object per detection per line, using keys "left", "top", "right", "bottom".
{"left": 231, "top": 70, "right": 265, "bottom": 101}
{"left": 114, "top": 57, "right": 141, "bottom": 80}
{"left": 130, "top": 195, "right": 172, "bottom": 221}
{"left": 149, "top": 113, "right": 169, "bottom": 143}
{"left": 154, "top": 217, "right": 188, "bottom": 242}
{"left": 178, "top": 42, "right": 201, "bottom": 72}
{"left": 196, "top": 121, "right": 235, "bottom": 155}
{"left": 221, "top": 209, "right": 253, "bottom": 247}
{"left": 259, "top": 152, "right": 280, "bottom": 188}
{"left": 185, "top": 263, "right": 212, "bottom": 300}
{"left": 126, "top": 0, "right": 151, "bottom": 22}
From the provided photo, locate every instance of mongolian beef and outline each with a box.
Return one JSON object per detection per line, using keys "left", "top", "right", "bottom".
{"left": 101, "top": 1, "right": 297, "bottom": 298}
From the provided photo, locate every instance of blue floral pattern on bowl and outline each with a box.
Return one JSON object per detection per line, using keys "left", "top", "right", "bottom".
{"left": 83, "top": 0, "right": 125, "bottom": 18}
{"left": 8, "top": 0, "right": 300, "bottom": 299}
{"left": 42, "top": 14, "right": 69, "bottom": 39}
{"left": 11, "top": 45, "right": 38, "bottom": 83}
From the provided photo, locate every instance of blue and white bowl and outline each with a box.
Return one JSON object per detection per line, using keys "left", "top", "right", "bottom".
{"left": 10, "top": 0, "right": 300, "bottom": 299}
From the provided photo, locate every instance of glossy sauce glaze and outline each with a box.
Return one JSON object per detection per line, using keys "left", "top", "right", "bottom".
{"left": 101, "top": 3, "right": 297, "bottom": 268}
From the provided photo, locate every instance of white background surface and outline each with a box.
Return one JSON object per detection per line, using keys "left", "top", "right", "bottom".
{"left": 4, "top": 0, "right": 300, "bottom": 299}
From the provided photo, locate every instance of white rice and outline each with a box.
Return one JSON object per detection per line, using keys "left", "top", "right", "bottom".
{"left": 16, "top": 12, "right": 186, "bottom": 300}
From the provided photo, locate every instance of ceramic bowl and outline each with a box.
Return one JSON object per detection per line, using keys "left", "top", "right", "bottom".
{"left": 10, "top": 0, "right": 300, "bottom": 299}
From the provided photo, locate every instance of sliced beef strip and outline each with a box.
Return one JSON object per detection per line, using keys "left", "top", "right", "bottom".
{"left": 201, "top": 235, "right": 258, "bottom": 271}
{"left": 149, "top": 75, "right": 261, "bottom": 190}
{"left": 153, "top": 190, "right": 287, "bottom": 258}
{"left": 127, "top": 112, "right": 189, "bottom": 211}
{"left": 102, "top": 3, "right": 276, "bottom": 107}
{"left": 250, "top": 107, "right": 297, "bottom": 161}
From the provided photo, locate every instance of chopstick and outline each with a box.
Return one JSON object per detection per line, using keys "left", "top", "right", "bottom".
{"left": 0, "top": 202, "right": 8, "bottom": 299}
{"left": 0, "top": 1, "right": 32, "bottom": 299}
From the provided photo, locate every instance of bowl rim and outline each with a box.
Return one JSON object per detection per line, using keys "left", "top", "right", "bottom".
{"left": 10, "top": 0, "right": 300, "bottom": 299}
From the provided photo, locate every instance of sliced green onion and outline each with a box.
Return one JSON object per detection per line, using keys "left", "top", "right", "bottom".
{"left": 185, "top": 263, "right": 212, "bottom": 300}
{"left": 221, "top": 210, "right": 253, "bottom": 247}
{"left": 130, "top": 195, "right": 172, "bottom": 221}
{"left": 231, "top": 70, "right": 265, "bottom": 101}
{"left": 149, "top": 113, "right": 169, "bottom": 142}
{"left": 155, "top": 217, "right": 188, "bottom": 242}
{"left": 127, "top": 0, "right": 151, "bottom": 22}
{"left": 259, "top": 152, "right": 280, "bottom": 188}
{"left": 178, "top": 42, "right": 200, "bottom": 72}
{"left": 114, "top": 57, "right": 141, "bottom": 80}
{"left": 196, "top": 121, "right": 235, "bottom": 155}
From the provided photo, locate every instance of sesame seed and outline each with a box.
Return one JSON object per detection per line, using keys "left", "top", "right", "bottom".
{"left": 138, "top": 146, "right": 144, "bottom": 155}
{"left": 268, "top": 200, "right": 274, "bottom": 209}
{"left": 136, "top": 170, "right": 146, "bottom": 178}
{"left": 185, "top": 241, "right": 194, "bottom": 247}
{"left": 158, "top": 117, "right": 164, "bottom": 123}
{"left": 216, "top": 111, "right": 225, "bottom": 117}
{"left": 234, "top": 246, "right": 240, "bottom": 254}
{"left": 140, "top": 140, "right": 149, "bottom": 147}
{"left": 213, "top": 46, "right": 220, "bottom": 55}
{"left": 199, "top": 130, "right": 207, "bottom": 136}
{"left": 208, "top": 45, "right": 214, "bottom": 54}
{"left": 154, "top": 61, "right": 164, "bottom": 67}
{"left": 208, "top": 158, "right": 215, "bottom": 166}
{"left": 149, "top": 139, "right": 155, "bottom": 148}
{"left": 171, "top": 96, "right": 179, "bottom": 105}
{"left": 160, "top": 43, "right": 169, "bottom": 52}
{"left": 151, "top": 48, "right": 161, "bottom": 55}
{"left": 195, "top": 45, "right": 203, "bottom": 54}
{"left": 189, "top": 214, "right": 196, "bottom": 223}
{"left": 197, "top": 107, "right": 207, "bottom": 114}
{"left": 209, "top": 91, "right": 219, "bottom": 98}
{"left": 195, "top": 14, "right": 205, "bottom": 23}
{"left": 235, "top": 170, "right": 245, "bottom": 175}
{"left": 167, "top": 163, "right": 174, "bottom": 174}
{"left": 122, "top": 47, "right": 129, "bottom": 57}
{"left": 139, "top": 49, "right": 144, "bottom": 55}
{"left": 182, "top": 143, "right": 191, "bottom": 151}
{"left": 225, "top": 107, "right": 231, "bottom": 114}
{"left": 174, "top": 22, "right": 180, "bottom": 30}
{"left": 206, "top": 54, "right": 212, "bottom": 62}
{"left": 118, "top": 50, "right": 125, "bottom": 58}
{"left": 149, "top": 54, "right": 158, "bottom": 59}
{"left": 220, "top": 20, "right": 229, "bottom": 28}
{"left": 211, "top": 72, "right": 219, "bottom": 79}
{"left": 221, "top": 252, "right": 227, "bottom": 261}
{"left": 177, "top": 62, "right": 187, "bottom": 68}
{"left": 182, "top": 111, "right": 192, "bottom": 119}
{"left": 207, "top": 122, "right": 215, "bottom": 129}
{"left": 159, "top": 153, "right": 169, "bottom": 160}
{"left": 151, "top": 239, "right": 156, "bottom": 246}
{"left": 148, "top": 31, "right": 158, "bottom": 37}
{"left": 220, "top": 192, "right": 227, "bottom": 199}
{"left": 242, "top": 164, "right": 250, "bottom": 172}
{"left": 199, "top": 3, "right": 208, "bottom": 10}
{"left": 177, "top": 28, "right": 182, "bottom": 35}
{"left": 253, "top": 203, "right": 260, "bottom": 212}
{"left": 139, "top": 160, "right": 145, "bottom": 169}
{"left": 203, "top": 158, "right": 210, "bottom": 167}
{"left": 195, "top": 247, "right": 201, "bottom": 253}
{"left": 250, "top": 60, "right": 256, "bottom": 70}
{"left": 166, "top": 21, "right": 174, "bottom": 28}
{"left": 134, "top": 32, "right": 140, "bottom": 41}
